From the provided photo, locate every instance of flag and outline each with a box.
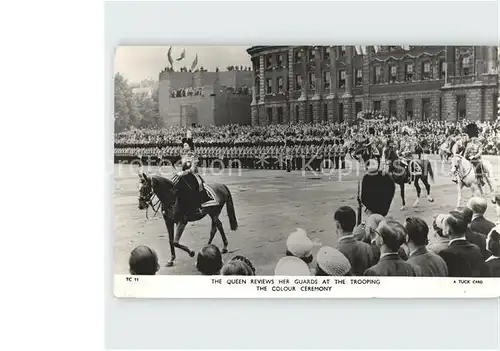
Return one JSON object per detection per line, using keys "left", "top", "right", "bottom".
{"left": 167, "top": 46, "right": 173, "bottom": 66}
{"left": 191, "top": 54, "right": 198, "bottom": 70}
{"left": 176, "top": 48, "right": 186, "bottom": 61}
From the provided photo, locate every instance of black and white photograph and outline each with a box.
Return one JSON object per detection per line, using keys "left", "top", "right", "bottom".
{"left": 114, "top": 45, "right": 500, "bottom": 298}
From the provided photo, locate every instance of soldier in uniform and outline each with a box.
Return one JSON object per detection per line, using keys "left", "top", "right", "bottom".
{"left": 463, "top": 123, "right": 487, "bottom": 186}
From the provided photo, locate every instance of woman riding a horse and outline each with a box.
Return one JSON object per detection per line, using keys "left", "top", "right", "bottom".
{"left": 173, "top": 131, "right": 209, "bottom": 219}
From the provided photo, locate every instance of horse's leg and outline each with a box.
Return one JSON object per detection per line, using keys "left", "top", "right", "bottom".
{"left": 165, "top": 218, "right": 176, "bottom": 267}
{"left": 456, "top": 182, "right": 462, "bottom": 209}
{"left": 422, "top": 176, "right": 434, "bottom": 202}
{"left": 400, "top": 182, "right": 407, "bottom": 211}
{"left": 207, "top": 215, "right": 217, "bottom": 245}
{"left": 173, "top": 221, "right": 195, "bottom": 257}
{"left": 214, "top": 215, "right": 229, "bottom": 253}
{"left": 413, "top": 177, "right": 421, "bottom": 207}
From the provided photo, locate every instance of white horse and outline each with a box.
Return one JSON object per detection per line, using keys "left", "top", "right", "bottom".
{"left": 450, "top": 154, "right": 495, "bottom": 208}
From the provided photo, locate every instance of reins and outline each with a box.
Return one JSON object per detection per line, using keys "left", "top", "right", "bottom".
{"left": 145, "top": 194, "right": 161, "bottom": 220}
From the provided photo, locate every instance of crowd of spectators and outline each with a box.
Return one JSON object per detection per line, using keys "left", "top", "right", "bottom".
{"left": 170, "top": 87, "right": 205, "bottom": 98}
{"left": 129, "top": 195, "right": 500, "bottom": 277}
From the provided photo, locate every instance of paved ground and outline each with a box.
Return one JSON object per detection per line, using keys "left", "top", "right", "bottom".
{"left": 114, "top": 155, "right": 500, "bottom": 275}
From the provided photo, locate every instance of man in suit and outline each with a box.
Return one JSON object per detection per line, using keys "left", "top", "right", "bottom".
{"left": 438, "top": 212, "right": 491, "bottom": 278}
{"left": 334, "top": 206, "right": 374, "bottom": 275}
{"left": 486, "top": 227, "right": 500, "bottom": 276}
{"left": 364, "top": 219, "right": 421, "bottom": 276}
{"left": 364, "top": 213, "right": 408, "bottom": 264}
{"left": 457, "top": 207, "right": 490, "bottom": 260}
{"left": 405, "top": 217, "right": 448, "bottom": 277}
{"left": 467, "top": 197, "right": 495, "bottom": 236}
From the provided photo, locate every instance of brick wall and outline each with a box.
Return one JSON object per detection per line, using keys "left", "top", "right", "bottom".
{"left": 465, "top": 87, "right": 483, "bottom": 121}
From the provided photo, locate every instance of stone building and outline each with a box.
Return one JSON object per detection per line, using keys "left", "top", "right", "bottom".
{"left": 158, "top": 69, "right": 253, "bottom": 126}
{"left": 246, "top": 46, "right": 498, "bottom": 125}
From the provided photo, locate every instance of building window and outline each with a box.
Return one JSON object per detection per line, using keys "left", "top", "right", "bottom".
{"left": 255, "top": 77, "right": 260, "bottom": 95}
{"left": 277, "top": 107, "right": 283, "bottom": 124}
{"left": 324, "top": 103, "right": 328, "bottom": 121}
{"left": 266, "top": 78, "right": 272, "bottom": 94}
{"left": 295, "top": 105, "right": 300, "bottom": 123}
{"left": 373, "top": 66, "right": 382, "bottom": 84}
{"left": 422, "top": 62, "right": 431, "bottom": 80}
{"left": 440, "top": 61, "right": 446, "bottom": 79}
{"left": 493, "top": 94, "right": 498, "bottom": 121}
{"left": 324, "top": 47, "right": 330, "bottom": 60}
{"left": 277, "top": 54, "right": 284, "bottom": 67}
{"left": 308, "top": 48, "right": 315, "bottom": 61}
{"left": 390, "top": 65, "right": 397, "bottom": 83}
{"left": 389, "top": 100, "right": 397, "bottom": 118}
{"left": 462, "top": 56, "right": 471, "bottom": 76}
{"left": 356, "top": 69, "right": 362, "bottom": 86}
{"left": 338, "top": 70, "right": 346, "bottom": 88}
{"left": 323, "top": 71, "right": 331, "bottom": 89}
{"left": 422, "top": 98, "right": 431, "bottom": 120}
{"left": 267, "top": 107, "right": 273, "bottom": 121}
{"left": 294, "top": 49, "right": 303, "bottom": 63}
{"left": 457, "top": 95, "right": 466, "bottom": 119}
{"left": 308, "top": 72, "right": 315, "bottom": 89}
{"left": 373, "top": 100, "right": 381, "bottom": 112}
{"left": 265, "top": 55, "right": 272, "bottom": 69}
{"left": 405, "top": 63, "right": 414, "bottom": 81}
{"left": 355, "top": 101, "right": 362, "bottom": 115}
{"left": 277, "top": 77, "right": 284, "bottom": 93}
{"left": 295, "top": 74, "right": 302, "bottom": 90}
{"left": 308, "top": 104, "right": 314, "bottom": 123}
{"left": 405, "top": 99, "right": 413, "bottom": 119}
{"left": 338, "top": 103, "right": 344, "bottom": 122}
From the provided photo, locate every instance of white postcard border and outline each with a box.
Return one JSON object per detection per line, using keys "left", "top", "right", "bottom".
{"left": 114, "top": 275, "right": 500, "bottom": 299}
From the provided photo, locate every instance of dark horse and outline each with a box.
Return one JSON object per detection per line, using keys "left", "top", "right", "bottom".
{"left": 138, "top": 173, "right": 238, "bottom": 267}
{"left": 384, "top": 148, "right": 435, "bottom": 210}
{"left": 352, "top": 142, "right": 382, "bottom": 170}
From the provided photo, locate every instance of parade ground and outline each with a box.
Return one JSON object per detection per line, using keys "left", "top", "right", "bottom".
{"left": 114, "top": 155, "right": 500, "bottom": 275}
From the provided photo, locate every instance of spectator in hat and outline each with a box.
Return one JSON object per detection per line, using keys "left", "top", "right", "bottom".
{"left": 364, "top": 219, "right": 421, "bottom": 276}
{"left": 274, "top": 256, "right": 312, "bottom": 276}
{"left": 438, "top": 212, "right": 490, "bottom": 277}
{"left": 315, "top": 246, "right": 352, "bottom": 276}
{"left": 129, "top": 245, "right": 160, "bottom": 275}
{"left": 405, "top": 217, "right": 448, "bottom": 277}
{"left": 222, "top": 259, "right": 255, "bottom": 276}
{"left": 286, "top": 228, "right": 313, "bottom": 264}
{"left": 455, "top": 208, "right": 489, "bottom": 260}
{"left": 485, "top": 227, "right": 500, "bottom": 276}
{"left": 467, "top": 197, "right": 495, "bottom": 236}
{"left": 334, "top": 206, "right": 374, "bottom": 275}
{"left": 196, "top": 244, "right": 223, "bottom": 275}
{"left": 427, "top": 214, "right": 450, "bottom": 254}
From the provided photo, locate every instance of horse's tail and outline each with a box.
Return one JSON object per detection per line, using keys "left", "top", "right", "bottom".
{"left": 223, "top": 184, "right": 238, "bottom": 231}
{"left": 426, "top": 160, "right": 434, "bottom": 182}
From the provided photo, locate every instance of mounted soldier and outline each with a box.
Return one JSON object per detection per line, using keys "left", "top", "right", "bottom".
{"left": 463, "top": 123, "right": 485, "bottom": 185}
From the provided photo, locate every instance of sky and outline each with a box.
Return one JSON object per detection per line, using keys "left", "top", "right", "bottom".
{"left": 115, "top": 46, "right": 251, "bottom": 83}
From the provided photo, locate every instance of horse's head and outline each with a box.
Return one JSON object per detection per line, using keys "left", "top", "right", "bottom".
{"left": 138, "top": 172, "right": 154, "bottom": 210}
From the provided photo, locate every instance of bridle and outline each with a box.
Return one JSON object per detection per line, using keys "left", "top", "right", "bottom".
{"left": 139, "top": 180, "right": 161, "bottom": 220}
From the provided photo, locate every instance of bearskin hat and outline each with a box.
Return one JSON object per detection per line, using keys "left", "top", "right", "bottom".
{"left": 368, "top": 127, "right": 375, "bottom": 135}
{"left": 464, "top": 123, "right": 479, "bottom": 138}
{"left": 181, "top": 137, "right": 194, "bottom": 151}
